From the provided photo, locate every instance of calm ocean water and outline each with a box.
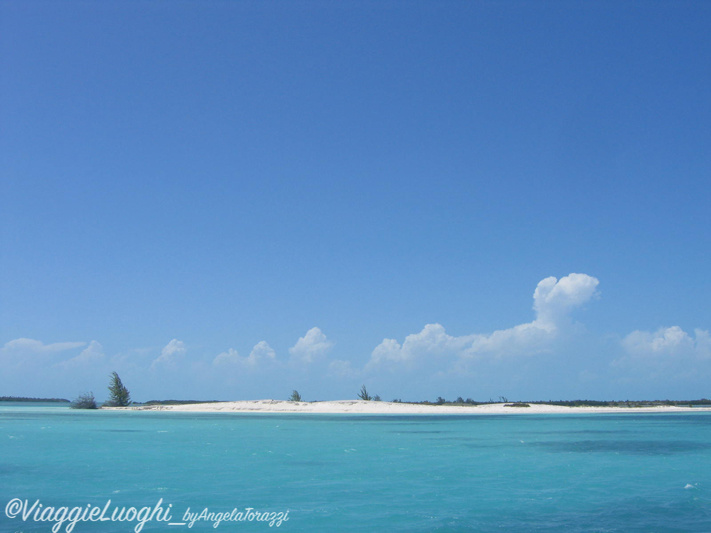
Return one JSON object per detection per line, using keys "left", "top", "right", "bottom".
{"left": 1, "top": 404, "right": 710, "bottom": 532}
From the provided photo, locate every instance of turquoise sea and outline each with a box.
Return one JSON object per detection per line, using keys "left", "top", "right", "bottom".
{"left": 1, "top": 404, "right": 710, "bottom": 533}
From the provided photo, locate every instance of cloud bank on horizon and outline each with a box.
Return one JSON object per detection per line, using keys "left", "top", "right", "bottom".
{"left": 367, "top": 273, "right": 600, "bottom": 369}
{"left": 2, "top": 273, "right": 709, "bottom": 401}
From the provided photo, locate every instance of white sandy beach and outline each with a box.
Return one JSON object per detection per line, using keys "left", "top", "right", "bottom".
{"left": 122, "top": 400, "right": 711, "bottom": 415}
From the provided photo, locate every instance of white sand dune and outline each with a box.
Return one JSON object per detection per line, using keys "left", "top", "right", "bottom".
{"left": 120, "top": 400, "right": 711, "bottom": 415}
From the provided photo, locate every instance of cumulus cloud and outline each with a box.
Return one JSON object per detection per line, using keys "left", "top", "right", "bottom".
{"left": 249, "top": 340, "right": 277, "bottom": 361}
{"left": 289, "top": 327, "right": 334, "bottom": 364}
{"left": 213, "top": 341, "right": 277, "bottom": 368}
{"left": 621, "top": 327, "right": 710, "bottom": 359}
{"left": 213, "top": 348, "right": 241, "bottom": 366}
{"left": 611, "top": 327, "right": 711, "bottom": 387}
{"left": 533, "top": 273, "right": 599, "bottom": 327}
{"left": 463, "top": 320, "right": 556, "bottom": 358}
{"left": 368, "top": 273, "right": 599, "bottom": 369}
{"left": 328, "top": 359, "right": 358, "bottom": 378}
{"left": 152, "top": 339, "right": 187, "bottom": 369}
{"left": 2, "top": 338, "right": 86, "bottom": 355}
{"left": 57, "top": 340, "right": 105, "bottom": 367}
{"left": 369, "top": 324, "right": 468, "bottom": 367}
{"left": 371, "top": 338, "right": 406, "bottom": 365}
{"left": 0, "top": 338, "right": 88, "bottom": 371}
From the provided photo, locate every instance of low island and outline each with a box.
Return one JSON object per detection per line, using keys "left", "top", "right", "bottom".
{"left": 112, "top": 399, "right": 711, "bottom": 415}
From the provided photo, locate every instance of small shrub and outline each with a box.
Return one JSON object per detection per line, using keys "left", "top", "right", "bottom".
{"left": 289, "top": 390, "right": 302, "bottom": 402}
{"left": 357, "top": 385, "right": 372, "bottom": 401}
{"left": 71, "top": 392, "right": 97, "bottom": 409}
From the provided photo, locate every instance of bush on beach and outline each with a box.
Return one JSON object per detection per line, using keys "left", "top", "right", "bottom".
{"left": 357, "top": 385, "right": 372, "bottom": 401}
{"left": 289, "top": 390, "right": 302, "bottom": 402}
{"left": 71, "top": 392, "right": 97, "bottom": 409}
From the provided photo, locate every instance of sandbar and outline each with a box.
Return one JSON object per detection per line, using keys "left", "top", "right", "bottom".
{"left": 118, "top": 400, "right": 711, "bottom": 415}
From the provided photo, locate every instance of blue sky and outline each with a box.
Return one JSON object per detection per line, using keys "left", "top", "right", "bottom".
{"left": 1, "top": 1, "right": 709, "bottom": 402}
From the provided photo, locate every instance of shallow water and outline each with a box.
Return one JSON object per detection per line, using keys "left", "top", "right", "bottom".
{"left": 1, "top": 405, "right": 710, "bottom": 532}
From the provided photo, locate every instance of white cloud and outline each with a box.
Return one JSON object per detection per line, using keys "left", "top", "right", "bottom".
{"left": 533, "top": 273, "right": 599, "bottom": 327}
{"left": 621, "top": 326, "right": 710, "bottom": 359}
{"left": 328, "top": 359, "right": 358, "bottom": 378}
{"left": 469, "top": 273, "right": 598, "bottom": 356}
{"left": 289, "top": 327, "right": 334, "bottom": 364}
{"left": 162, "top": 339, "right": 187, "bottom": 358}
{"left": 463, "top": 320, "right": 556, "bottom": 357}
{"left": 249, "top": 340, "right": 277, "bottom": 361}
{"left": 369, "top": 324, "right": 468, "bottom": 367}
{"left": 611, "top": 327, "right": 711, "bottom": 387}
{"left": 0, "top": 338, "right": 88, "bottom": 371}
{"left": 213, "top": 348, "right": 241, "bottom": 366}
{"left": 370, "top": 338, "right": 405, "bottom": 364}
{"left": 152, "top": 339, "right": 187, "bottom": 369}
{"left": 58, "top": 340, "right": 105, "bottom": 367}
{"left": 213, "top": 341, "right": 277, "bottom": 369}
{"left": 2, "top": 338, "right": 86, "bottom": 355}
{"left": 368, "top": 273, "right": 599, "bottom": 369}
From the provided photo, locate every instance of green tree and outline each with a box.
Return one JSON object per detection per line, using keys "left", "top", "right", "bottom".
{"left": 357, "top": 384, "right": 372, "bottom": 401}
{"left": 289, "top": 390, "right": 302, "bottom": 402}
{"left": 107, "top": 371, "right": 131, "bottom": 407}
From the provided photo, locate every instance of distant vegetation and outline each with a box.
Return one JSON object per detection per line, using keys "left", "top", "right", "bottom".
{"left": 393, "top": 397, "right": 482, "bottom": 406}
{"left": 539, "top": 399, "right": 711, "bottom": 407}
{"left": 15, "top": 391, "right": 702, "bottom": 409}
{"left": 357, "top": 385, "right": 372, "bottom": 401}
{"left": 134, "top": 397, "right": 711, "bottom": 408}
{"left": 386, "top": 397, "right": 711, "bottom": 408}
{"left": 289, "top": 390, "right": 302, "bottom": 402}
{"left": 0, "top": 397, "right": 70, "bottom": 403}
{"left": 70, "top": 392, "right": 97, "bottom": 409}
{"left": 142, "top": 400, "right": 223, "bottom": 406}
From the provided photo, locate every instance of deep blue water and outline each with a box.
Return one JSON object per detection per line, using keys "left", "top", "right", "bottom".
{"left": 1, "top": 404, "right": 710, "bottom": 532}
